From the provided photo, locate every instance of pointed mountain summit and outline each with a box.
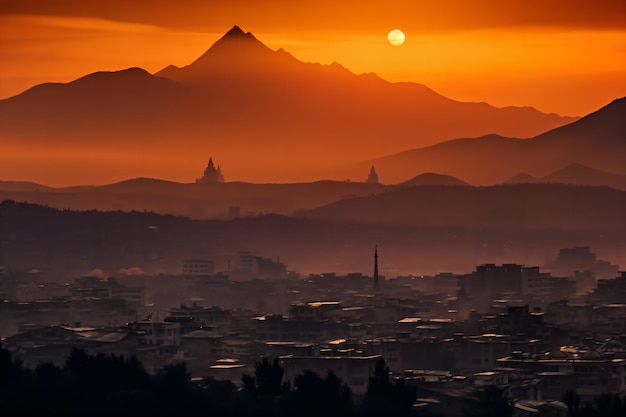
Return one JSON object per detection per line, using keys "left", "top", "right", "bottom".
{"left": 157, "top": 25, "right": 287, "bottom": 82}
{"left": 193, "top": 25, "right": 273, "bottom": 63}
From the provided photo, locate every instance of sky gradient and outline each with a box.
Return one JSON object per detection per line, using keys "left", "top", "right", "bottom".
{"left": 1, "top": 0, "right": 625, "bottom": 116}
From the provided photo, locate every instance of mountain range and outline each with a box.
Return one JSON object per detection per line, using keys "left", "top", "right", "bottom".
{"left": 506, "top": 163, "right": 626, "bottom": 191}
{"left": 2, "top": 190, "right": 625, "bottom": 277}
{"left": 0, "top": 174, "right": 464, "bottom": 219}
{"left": 365, "top": 97, "right": 626, "bottom": 184}
{"left": 0, "top": 25, "right": 577, "bottom": 185}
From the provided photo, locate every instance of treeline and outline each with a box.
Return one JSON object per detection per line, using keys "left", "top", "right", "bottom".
{"left": 3, "top": 344, "right": 624, "bottom": 417}
{"left": 564, "top": 389, "right": 626, "bottom": 417}
{"left": 1, "top": 344, "right": 424, "bottom": 417}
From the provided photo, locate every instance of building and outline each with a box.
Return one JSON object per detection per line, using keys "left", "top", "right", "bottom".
{"left": 70, "top": 275, "right": 145, "bottom": 311}
{"left": 498, "top": 347, "right": 626, "bottom": 400}
{"left": 280, "top": 352, "right": 381, "bottom": 394}
{"left": 0, "top": 267, "right": 42, "bottom": 301}
{"left": 593, "top": 271, "right": 626, "bottom": 303}
{"left": 521, "top": 267, "right": 554, "bottom": 301}
{"left": 183, "top": 259, "right": 215, "bottom": 276}
{"left": 165, "top": 303, "right": 232, "bottom": 333}
{"left": 196, "top": 157, "right": 224, "bottom": 183}
{"left": 549, "top": 246, "right": 619, "bottom": 280}
{"left": 366, "top": 166, "right": 379, "bottom": 184}
{"left": 236, "top": 251, "right": 287, "bottom": 279}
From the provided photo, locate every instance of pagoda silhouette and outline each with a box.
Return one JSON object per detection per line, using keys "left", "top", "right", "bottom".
{"left": 366, "top": 165, "right": 379, "bottom": 184}
{"left": 196, "top": 157, "right": 224, "bottom": 183}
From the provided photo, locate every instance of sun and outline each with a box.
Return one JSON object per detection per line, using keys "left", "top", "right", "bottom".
{"left": 387, "top": 29, "right": 405, "bottom": 46}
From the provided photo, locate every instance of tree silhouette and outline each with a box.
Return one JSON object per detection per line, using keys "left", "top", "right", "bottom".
{"left": 243, "top": 357, "right": 288, "bottom": 399}
{"left": 592, "top": 393, "right": 626, "bottom": 417}
{"left": 362, "top": 358, "right": 416, "bottom": 416}
{"left": 464, "top": 385, "right": 513, "bottom": 417}
{"left": 0, "top": 342, "right": 23, "bottom": 391}
{"left": 564, "top": 389, "right": 626, "bottom": 417}
{"left": 242, "top": 357, "right": 289, "bottom": 416}
{"left": 288, "top": 370, "right": 353, "bottom": 417}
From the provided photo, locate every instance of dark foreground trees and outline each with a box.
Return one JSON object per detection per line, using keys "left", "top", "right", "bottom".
{"left": 0, "top": 345, "right": 435, "bottom": 416}
{"left": 362, "top": 358, "right": 417, "bottom": 416}
{"left": 564, "top": 389, "right": 626, "bottom": 417}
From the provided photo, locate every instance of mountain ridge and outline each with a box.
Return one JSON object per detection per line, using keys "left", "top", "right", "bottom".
{"left": 299, "top": 183, "right": 626, "bottom": 230}
{"left": 0, "top": 25, "right": 578, "bottom": 185}
{"left": 364, "top": 97, "right": 625, "bottom": 184}
{"left": 505, "top": 163, "right": 626, "bottom": 190}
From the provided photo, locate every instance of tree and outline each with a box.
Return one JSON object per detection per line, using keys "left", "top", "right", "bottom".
{"left": 242, "top": 357, "right": 288, "bottom": 399}
{"left": 241, "top": 357, "right": 289, "bottom": 416}
{"left": 288, "top": 370, "right": 353, "bottom": 417}
{"left": 565, "top": 390, "right": 626, "bottom": 417}
{"left": 362, "top": 358, "right": 417, "bottom": 416}
{"left": 0, "top": 342, "right": 24, "bottom": 392}
{"left": 464, "top": 386, "right": 513, "bottom": 417}
{"left": 155, "top": 362, "right": 191, "bottom": 391}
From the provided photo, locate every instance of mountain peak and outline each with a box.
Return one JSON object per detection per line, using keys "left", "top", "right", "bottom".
{"left": 224, "top": 25, "right": 247, "bottom": 38}
{"left": 182, "top": 25, "right": 272, "bottom": 70}
{"left": 212, "top": 25, "right": 265, "bottom": 50}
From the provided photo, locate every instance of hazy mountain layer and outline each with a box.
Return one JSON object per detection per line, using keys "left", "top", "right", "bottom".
{"left": 506, "top": 163, "right": 626, "bottom": 190}
{"left": 2, "top": 199, "right": 624, "bottom": 278}
{"left": 0, "top": 26, "right": 576, "bottom": 185}
{"left": 0, "top": 176, "right": 457, "bottom": 219}
{"left": 365, "top": 97, "right": 626, "bottom": 184}
{"left": 300, "top": 183, "right": 626, "bottom": 230}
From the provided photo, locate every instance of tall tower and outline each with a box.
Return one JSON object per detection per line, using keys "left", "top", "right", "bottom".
{"left": 374, "top": 245, "right": 379, "bottom": 291}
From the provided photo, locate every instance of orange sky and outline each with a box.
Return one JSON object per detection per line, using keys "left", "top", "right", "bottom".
{"left": 1, "top": 0, "right": 625, "bottom": 116}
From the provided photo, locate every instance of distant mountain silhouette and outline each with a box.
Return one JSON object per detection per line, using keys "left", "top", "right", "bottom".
{"left": 505, "top": 163, "right": 626, "bottom": 190}
{"left": 0, "top": 181, "right": 53, "bottom": 193}
{"left": 2, "top": 197, "right": 625, "bottom": 277}
{"left": 0, "top": 25, "right": 576, "bottom": 184}
{"left": 395, "top": 173, "right": 470, "bottom": 187}
{"left": 366, "top": 97, "right": 626, "bottom": 184}
{"left": 300, "top": 183, "right": 626, "bottom": 230}
{"left": 505, "top": 173, "right": 538, "bottom": 184}
{"left": 0, "top": 178, "right": 387, "bottom": 219}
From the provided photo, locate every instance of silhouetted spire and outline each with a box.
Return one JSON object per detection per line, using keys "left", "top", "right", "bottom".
{"left": 374, "top": 245, "right": 379, "bottom": 291}
{"left": 196, "top": 156, "right": 224, "bottom": 183}
{"left": 366, "top": 166, "right": 379, "bottom": 184}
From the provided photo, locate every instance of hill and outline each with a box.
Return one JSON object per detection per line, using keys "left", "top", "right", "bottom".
{"left": 506, "top": 163, "right": 626, "bottom": 190}
{"left": 300, "top": 183, "right": 626, "bottom": 230}
{"left": 2, "top": 199, "right": 625, "bottom": 278}
{"left": 0, "top": 178, "right": 386, "bottom": 219}
{"left": 394, "top": 173, "right": 470, "bottom": 187}
{"left": 366, "top": 97, "right": 626, "bottom": 184}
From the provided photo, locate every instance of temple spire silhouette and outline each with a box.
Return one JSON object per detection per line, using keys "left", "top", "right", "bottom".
{"left": 366, "top": 165, "right": 379, "bottom": 184}
{"left": 196, "top": 156, "right": 225, "bottom": 183}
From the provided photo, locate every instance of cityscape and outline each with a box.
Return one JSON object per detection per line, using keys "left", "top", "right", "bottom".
{"left": 1, "top": 2, "right": 626, "bottom": 416}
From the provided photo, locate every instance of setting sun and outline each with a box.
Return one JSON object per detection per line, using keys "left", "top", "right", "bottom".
{"left": 387, "top": 29, "right": 405, "bottom": 46}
